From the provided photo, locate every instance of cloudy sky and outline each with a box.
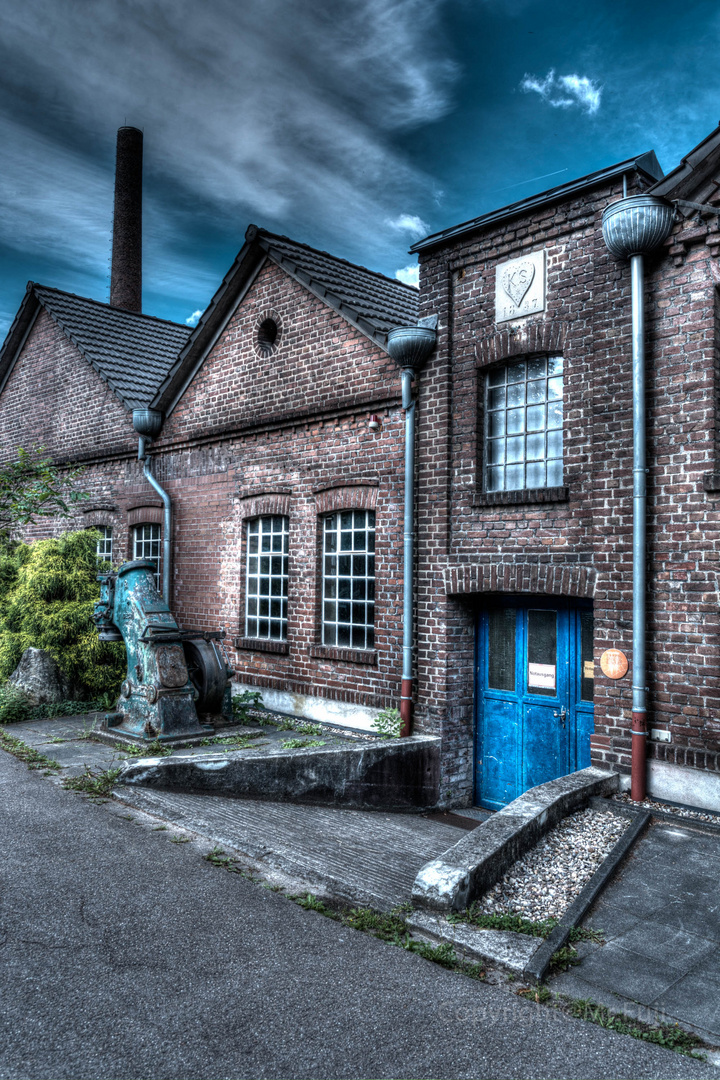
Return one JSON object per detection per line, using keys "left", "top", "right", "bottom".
{"left": 1, "top": 0, "right": 718, "bottom": 335}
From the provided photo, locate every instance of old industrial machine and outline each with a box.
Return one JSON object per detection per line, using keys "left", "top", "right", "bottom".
{"left": 93, "top": 559, "right": 233, "bottom": 744}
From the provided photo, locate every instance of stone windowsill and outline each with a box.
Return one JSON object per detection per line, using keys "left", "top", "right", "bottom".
{"left": 309, "top": 644, "right": 377, "bottom": 666}
{"left": 233, "top": 636, "right": 289, "bottom": 655}
{"left": 472, "top": 485, "right": 569, "bottom": 507}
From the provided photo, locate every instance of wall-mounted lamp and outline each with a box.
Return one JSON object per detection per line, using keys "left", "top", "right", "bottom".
{"left": 368, "top": 414, "right": 381, "bottom": 431}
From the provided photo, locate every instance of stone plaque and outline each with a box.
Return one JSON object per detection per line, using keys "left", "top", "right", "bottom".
{"left": 495, "top": 249, "right": 546, "bottom": 323}
{"left": 600, "top": 649, "right": 629, "bottom": 680}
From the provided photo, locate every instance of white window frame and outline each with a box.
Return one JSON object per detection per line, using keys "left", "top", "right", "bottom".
{"left": 322, "top": 510, "right": 375, "bottom": 650}
{"left": 245, "top": 516, "right": 289, "bottom": 641}
{"left": 133, "top": 523, "right": 162, "bottom": 590}
{"left": 484, "top": 355, "right": 563, "bottom": 492}
{"left": 95, "top": 526, "right": 113, "bottom": 564}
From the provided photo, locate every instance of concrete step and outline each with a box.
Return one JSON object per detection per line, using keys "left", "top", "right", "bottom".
{"left": 114, "top": 786, "right": 465, "bottom": 910}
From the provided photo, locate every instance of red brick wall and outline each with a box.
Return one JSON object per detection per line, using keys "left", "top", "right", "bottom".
{"left": 2, "top": 264, "right": 407, "bottom": 715}
{"left": 0, "top": 307, "right": 136, "bottom": 465}
{"left": 417, "top": 172, "right": 720, "bottom": 804}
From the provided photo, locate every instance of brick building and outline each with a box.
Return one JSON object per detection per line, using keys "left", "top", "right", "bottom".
{"left": 0, "top": 225, "right": 418, "bottom": 732}
{"left": 411, "top": 124, "right": 720, "bottom": 812}
{"left": 4, "top": 124, "right": 720, "bottom": 810}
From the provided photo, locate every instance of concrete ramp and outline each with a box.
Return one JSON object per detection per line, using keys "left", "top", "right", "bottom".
{"left": 117, "top": 734, "right": 441, "bottom": 811}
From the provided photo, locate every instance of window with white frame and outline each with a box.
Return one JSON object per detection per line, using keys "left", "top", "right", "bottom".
{"left": 95, "top": 526, "right": 113, "bottom": 564}
{"left": 484, "top": 355, "right": 563, "bottom": 492}
{"left": 322, "top": 510, "right": 375, "bottom": 650}
{"left": 133, "top": 524, "right": 161, "bottom": 590}
{"left": 245, "top": 516, "right": 289, "bottom": 640}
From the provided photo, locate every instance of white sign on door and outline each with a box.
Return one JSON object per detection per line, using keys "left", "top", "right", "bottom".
{"left": 528, "top": 662, "right": 556, "bottom": 690}
{"left": 495, "top": 249, "right": 546, "bottom": 323}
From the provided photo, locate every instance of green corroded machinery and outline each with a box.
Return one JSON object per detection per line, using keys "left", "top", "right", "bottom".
{"left": 93, "top": 559, "right": 233, "bottom": 743}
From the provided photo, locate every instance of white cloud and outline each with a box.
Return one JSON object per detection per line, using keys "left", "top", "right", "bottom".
{"left": 520, "top": 69, "right": 602, "bottom": 115}
{"left": 387, "top": 213, "right": 429, "bottom": 238}
{"left": 395, "top": 264, "right": 419, "bottom": 288}
{"left": 185, "top": 309, "right": 203, "bottom": 327}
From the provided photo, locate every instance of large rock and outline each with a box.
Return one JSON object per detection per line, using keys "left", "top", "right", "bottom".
{"left": 7, "top": 648, "right": 71, "bottom": 706}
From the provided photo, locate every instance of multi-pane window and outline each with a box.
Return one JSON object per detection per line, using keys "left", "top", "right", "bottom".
{"left": 322, "top": 510, "right": 375, "bottom": 650}
{"left": 95, "top": 526, "right": 113, "bottom": 564}
{"left": 245, "top": 516, "right": 289, "bottom": 641}
{"left": 485, "top": 356, "right": 563, "bottom": 492}
{"left": 134, "top": 524, "right": 161, "bottom": 590}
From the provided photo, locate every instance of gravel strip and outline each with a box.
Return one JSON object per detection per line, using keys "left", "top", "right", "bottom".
{"left": 476, "top": 808, "right": 629, "bottom": 921}
{"left": 612, "top": 791, "right": 720, "bottom": 825}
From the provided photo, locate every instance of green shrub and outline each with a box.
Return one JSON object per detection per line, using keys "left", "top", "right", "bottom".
{"left": 372, "top": 706, "right": 402, "bottom": 739}
{"left": 0, "top": 530, "right": 125, "bottom": 698}
{"left": 0, "top": 684, "right": 33, "bottom": 724}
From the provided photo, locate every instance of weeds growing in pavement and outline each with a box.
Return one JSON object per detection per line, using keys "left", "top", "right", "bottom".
{"left": 0, "top": 728, "right": 61, "bottom": 771}
{"left": 231, "top": 690, "right": 264, "bottom": 724}
{"left": 548, "top": 944, "right": 581, "bottom": 973}
{"left": 197, "top": 733, "right": 264, "bottom": 750}
{"left": 372, "top": 706, "right": 402, "bottom": 739}
{"left": 142, "top": 739, "right": 173, "bottom": 757}
{"left": 286, "top": 895, "right": 486, "bottom": 980}
{"left": 62, "top": 765, "right": 122, "bottom": 801}
{"left": 169, "top": 835, "right": 190, "bottom": 844}
{"left": 280, "top": 738, "right": 325, "bottom": 749}
{"left": 514, "top": 989, "right": 707, "bottom": 1059}
{"left": 448, "top": 905, "right": 604, "bottom": 944}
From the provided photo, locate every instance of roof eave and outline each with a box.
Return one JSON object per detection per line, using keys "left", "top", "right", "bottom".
{"left": 0, "top": 285, "right": 41, "bottom": 399}
{"left": 258, "top": 240, "right": 390, "bottom": 349}
{"left": 410, "top": 153, "right": 664, "bottom": 254}
{"left": 151, "top": 236, "right": 264, "bottom": 414}
{"left": 649, "top": 126, "right": 720, "bottom": 199}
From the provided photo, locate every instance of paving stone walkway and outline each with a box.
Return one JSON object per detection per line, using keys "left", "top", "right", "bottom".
{"left": 549, "top": 818, "right": 720, "bottom": 1047}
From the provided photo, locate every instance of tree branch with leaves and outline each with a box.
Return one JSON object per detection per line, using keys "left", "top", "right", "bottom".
{"left": 0, "top": 448, "right": 88, "bottom": 544}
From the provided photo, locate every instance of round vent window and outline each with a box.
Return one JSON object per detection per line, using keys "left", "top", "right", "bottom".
{"left": 257, "top": 317, "right": 279, "bottom": 357}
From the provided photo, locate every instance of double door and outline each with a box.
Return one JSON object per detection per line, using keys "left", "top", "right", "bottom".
{"left": 475, "top": 600, "right": 594, "bottom": 809}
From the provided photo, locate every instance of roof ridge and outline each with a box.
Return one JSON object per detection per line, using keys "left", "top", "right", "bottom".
{"left": 256, "top": 229, "right": 418, "bottom": 296}
{"left": 31, "top": 283, "right": 191, "bottom": 331}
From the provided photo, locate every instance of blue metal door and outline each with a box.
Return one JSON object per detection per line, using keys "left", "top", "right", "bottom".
{"left": 475, "top": 600, "right": 594, "bottom": 809}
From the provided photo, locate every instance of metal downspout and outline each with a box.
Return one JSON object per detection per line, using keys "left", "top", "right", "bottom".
{"left": 401, "top": 368, "right": 415, "bottom": 738}
{"left": 386, "top": 322, "right": 437, "bottom": 737}
{"left": 631, "top": 254, "right": 648, "bottom": 800}
{"left": 601, "top": 194, "right": 674, "bottom": 800}
{"left": 133, "top": 409, "right": 171, "bottom": 607}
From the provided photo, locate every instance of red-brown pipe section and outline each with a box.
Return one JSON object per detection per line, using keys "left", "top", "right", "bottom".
{"left": 631, "top": 711, "right": 647, "bottom": 801}
{"left": 400, "top": 679, "right": 413, "bottom": 738}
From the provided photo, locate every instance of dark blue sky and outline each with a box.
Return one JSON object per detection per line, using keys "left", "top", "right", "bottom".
{"left": 1, "top": 0, "right": 718, "bottom": 336}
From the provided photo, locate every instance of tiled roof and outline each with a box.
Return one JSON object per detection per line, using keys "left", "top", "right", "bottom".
{"left": 256, "top": 229, "right": 419, "bottom": 338}
{"left": 32, "top": 285, "right": 190, "bottom": 411}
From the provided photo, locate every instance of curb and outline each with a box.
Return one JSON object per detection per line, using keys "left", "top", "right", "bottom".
{"left": 522, "top": 807, "right": 651, "bottom": 984}
{"left": 412, "top": 767, "right": 619, "bottom": 912}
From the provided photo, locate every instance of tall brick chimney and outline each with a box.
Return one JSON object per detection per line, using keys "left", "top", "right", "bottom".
{"left": 110, "top": 126, "right": 143, "bottom": 312}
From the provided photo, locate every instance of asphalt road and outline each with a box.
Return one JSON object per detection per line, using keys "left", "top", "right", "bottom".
{"left": 0, "top": 751, "right": 717, "bottom": 1080}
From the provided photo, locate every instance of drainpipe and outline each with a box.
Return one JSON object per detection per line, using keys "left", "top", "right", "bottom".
{"left": 386, "top": 322, "right": 437, "bottom": 736}
{"left": 132, "top": 409, "right": 171, "bottom": 605}
{"left": 601, "top": 194, "right": 674, "bottom": 800}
